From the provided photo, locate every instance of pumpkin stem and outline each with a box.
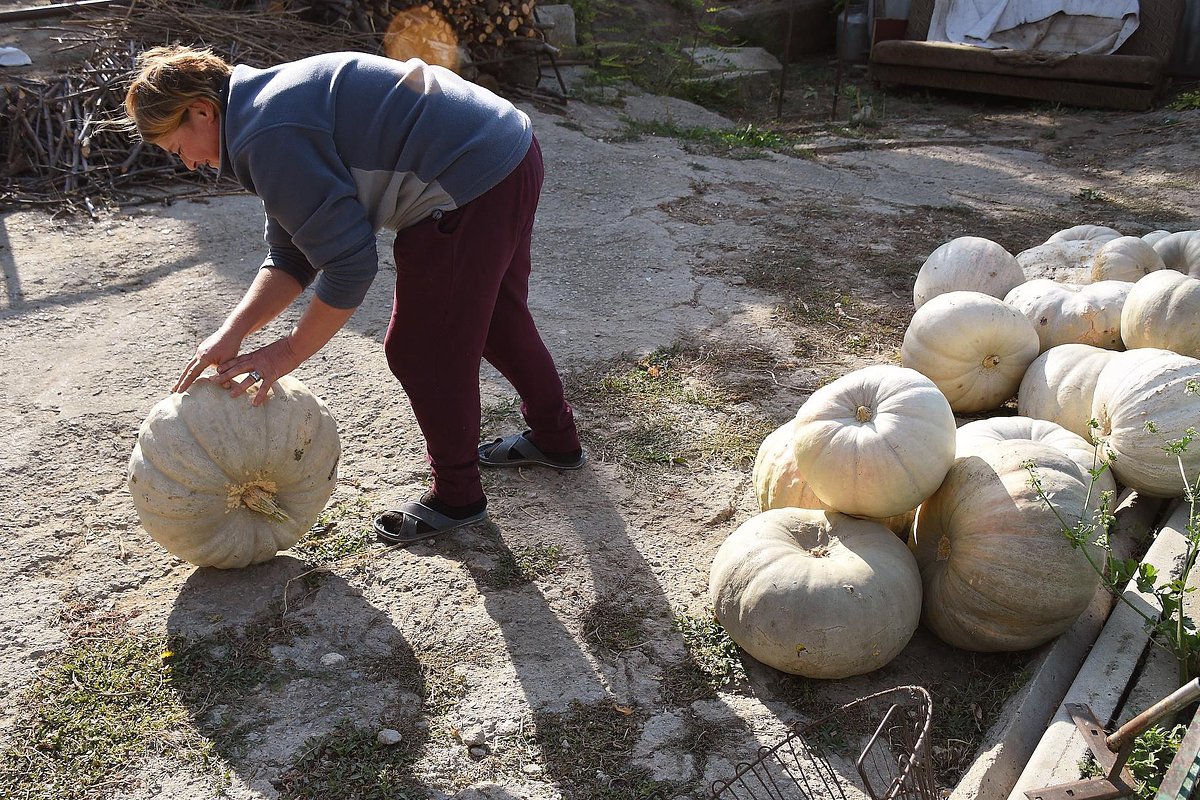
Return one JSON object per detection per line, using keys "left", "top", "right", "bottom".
{"left": 936, "top": 535, "right": 952, "bottom": 561}
{"left": 855, "top": 405, "right": 873, "bottom": 423}
{"left": 241, "top": 485, "right": 291, "bottom": 523}
{"left": 982, "top": 354, "right": 1001, "bottom": 369}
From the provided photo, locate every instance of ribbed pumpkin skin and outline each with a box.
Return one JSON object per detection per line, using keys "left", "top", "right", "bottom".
{"left": 710, "top": 508, "right": 922, "bottom": 678}
{"left": 912, "top": 440, "right": 1102, "bottom": 652}
{"left": 1152, "top": 230, "right": 1200, "bottom": 277}
{"left": 912, "top": 236, "right": 1024, "bottom": 310}
{"left": 901, "top": 291, "right": 1041, "bottom": 413}
{"left": 128, "top": 377, "right": 340, "bottom": 568}
{"left": 1017, "top": 240, "right": 1100, "bottom": 284}
{"left": 1091, "top": 236, "right": 1164, "bottom": 283}
{"left": 1091, "top": 349, "right": 1200, "bottom": 497}
{"left": 955, "top": 416, "right": 1116, "bottom": 500}
{"left": 1004, "top": 279, "right": 1130, "bottom": 353}
{"left": 1121, "top": 270, "right": 1200, "bottom": 357}
{"left": 1046, "top": 225, "right": 1122, "bottom": 244}
{"left": 790, "top": 365, "right": 956, "bottom": 520}
{"left": 1018, "top": 344, "right": 1118, "bottom": 440}
{"left": 753, "top": 418, "right": 916, "bottom": 538}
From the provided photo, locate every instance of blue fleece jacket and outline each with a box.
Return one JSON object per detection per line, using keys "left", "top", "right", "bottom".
{"left": 217, "top": 52, "right": 533, "bottom": 309}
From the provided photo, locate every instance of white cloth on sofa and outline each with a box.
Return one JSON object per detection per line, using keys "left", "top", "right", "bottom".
{"left": 928, "top": 0, "right": 1140, "bottom": 54}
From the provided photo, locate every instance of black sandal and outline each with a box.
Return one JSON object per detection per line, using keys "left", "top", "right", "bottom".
{"left": 478, "top": 431, "right": 586, "bottom": 469}
{"left": 373, "top": 501, "right": 489, "bottom": 545}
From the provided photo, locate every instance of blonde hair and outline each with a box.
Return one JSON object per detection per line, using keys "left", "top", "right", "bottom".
{"left": 123, "top": 45, "right": 232, "bottom": 142}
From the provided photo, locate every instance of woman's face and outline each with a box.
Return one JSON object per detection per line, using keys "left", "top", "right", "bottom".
{"left": 155, "top": 99, "right": 221, "bottom": 171}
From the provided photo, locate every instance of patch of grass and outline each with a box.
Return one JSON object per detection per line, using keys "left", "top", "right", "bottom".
{"left": 0, "top": 605, "right": 216, "bottom": 799}
{"left": 592, "top": 343, "right": 727, "bottom": 408}
{"left": 481, "top": 396, "right": 522, "bottom": 435}
{"left": 529, "top": 701, "right": 675, "bottom": 800}
{"left": 581, "top": 595, "right": 647, "bottom": 655}
{"left": 292, "top": 494, "right": 373, "bottom": 564}
{"left": 782, "top": 288, "right": 908, "bottom": 360}
{"left": 740, "top": 252, "right": 819, "bottom": 297}
{"left": 660, "top": 611, "right": 746, "bottom": 704}
{"left": 167, "top": 611, "right": 301, "bottom": 715}
{"left": 929, "top": 652, "right": 1029, "bottom": 785}
{"left": 1168, "top": 90, "right": 1200, "bottom": 111}
{"left": 367, "top": 642, "right": 469, "bottom": 719}
{"left": 626, "top": 120, "right": 805, "bottom": 158}
{"left": 276, "top": 719, "right": 426, "bottom": 800}
{"left": 477, "top": 543, "right": 564, "bottom": 590}
{"left": 773, "top": 673, "right": 824, "bottom": 713}
{"left": 564, "top": 341, "right": 778, "bottom": 474}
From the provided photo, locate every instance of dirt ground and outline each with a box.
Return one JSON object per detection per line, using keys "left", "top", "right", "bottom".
{"left": 3, "top": 4, "right": 1200, "bottom": 799}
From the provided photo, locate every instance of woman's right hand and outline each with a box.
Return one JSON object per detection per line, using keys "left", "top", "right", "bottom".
{"left": 174, "top": 327, "right": 244, "bottom": 394}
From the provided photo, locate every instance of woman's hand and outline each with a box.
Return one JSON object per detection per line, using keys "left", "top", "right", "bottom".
{"left": 214, "top": 337, "right": 302, "bottom": 407}
{"left": 172, "top": 266, "right": 305, "bottom": 397}
{"left": 174, "top": 327, "right": 244, "bottom": 394}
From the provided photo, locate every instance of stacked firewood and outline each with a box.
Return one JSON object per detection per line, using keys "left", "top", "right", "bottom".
{"left": 298, "top": 0, "right": 542, "bottom": 64}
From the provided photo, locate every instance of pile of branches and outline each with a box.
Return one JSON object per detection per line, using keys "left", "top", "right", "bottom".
{"left": 1, "top": 0, "right": 384, "bottom": 213}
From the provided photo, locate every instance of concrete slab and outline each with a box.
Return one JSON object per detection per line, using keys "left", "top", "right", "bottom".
{"left": 686, "top": 46, "right": 783, "bottom": 75}
{"left": 950, "top": 491, "right": 1169, "bottom": 800}
{"left": 1008, "top": 499, "right": 1192, "bottom": 800}
{"left": 534, "top": 4, "right": 576, "bottom": 49}
{"left": 684, "top": 46, "right": 783, "bottom": 100}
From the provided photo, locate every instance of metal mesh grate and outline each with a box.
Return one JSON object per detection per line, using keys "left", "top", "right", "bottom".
{"left": 710, "top": 686, "right": 937, "bottom": 800}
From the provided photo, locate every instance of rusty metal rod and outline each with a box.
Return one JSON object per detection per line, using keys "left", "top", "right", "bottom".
{"left": 1108, "top": 678, "right": 1200, "bottom": 753}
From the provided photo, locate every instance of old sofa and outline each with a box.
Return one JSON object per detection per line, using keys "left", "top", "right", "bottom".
{"left": 869, "top": 0, "right": 1185, "bottom": 110}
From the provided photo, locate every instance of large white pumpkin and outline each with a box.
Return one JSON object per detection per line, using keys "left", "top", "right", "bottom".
{"left": 753, "top": 417, "right": 916, "bottom": 537}
{"left": 1018, "top": 228, "right": 1146, "bottom": 285}
{"left": 1152, "top": 230, "right": 1200, "bottom": 277}
{"left": 789, "top": 365, "right": 956, "bottom": 520}
{"left": 1003, "top": 279, "right": 1131, "bottom": 352}
{"left": 955, "top": 416, "right": 1117, "bottom": 500}
{"left": 128, "top": 377, "right": 341, "bottom": 568}
{"left": 710, "top": 508, "right": 922, "bottom": 678}
{"left": 911, "top": 439, "right": 1102, "bottom": 652}
{"left": 1046, "top": 224, "right": 1122, "bottom": 244}
{"left": 1121, "top": 270, "right": 1200, "bottom": 357}
{"left": 912, "top": 236, "right": 1024, "bottom": 310}
{"left": 1090, "top": 236, "right": 1164, "bottom": 283}
{"left": 1017, "top": 343, "right": 1119, "bottom": 440}
{"left": 1091, "top": 349, "right": 1200, "bottom": 497}
{"left": 901, "top": 290, "right": 1041, "bottom": 413}
{"left": 1017, "top": 240, "right": 1101, "bottom": 284}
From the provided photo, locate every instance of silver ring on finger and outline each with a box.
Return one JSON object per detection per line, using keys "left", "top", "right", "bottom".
{"left": 249, "top": 370, "right": 263, "bottom": 383}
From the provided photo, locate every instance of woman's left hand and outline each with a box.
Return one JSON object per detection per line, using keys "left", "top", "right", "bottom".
{"left": 215, "top": 337, "right": 301, "bottom": 406}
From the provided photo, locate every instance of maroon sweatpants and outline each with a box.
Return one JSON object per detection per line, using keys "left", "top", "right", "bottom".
{"left": 384, "top": 135, "right": 579, "bottom": 507}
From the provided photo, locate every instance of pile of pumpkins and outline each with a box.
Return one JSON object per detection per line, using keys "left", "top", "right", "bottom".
{"left": 711, "top": 225, "right": 1200, "bottom": 680}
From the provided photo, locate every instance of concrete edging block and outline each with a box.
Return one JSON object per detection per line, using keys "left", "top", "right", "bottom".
{"left": 1007, "top": 498, "right": 1191, "bottom": 800}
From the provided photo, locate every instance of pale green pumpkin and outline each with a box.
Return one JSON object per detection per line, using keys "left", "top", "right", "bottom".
{"left": 710, "top": 508, "right": 922, "bottom": 678}
{"left": 912, "top": 439, "right": 1102, "bottom": 652}
{"left": 128, "top": 376, "right": 340, "bottom": 568}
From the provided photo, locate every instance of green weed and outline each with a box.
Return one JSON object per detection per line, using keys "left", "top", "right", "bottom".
{"left": 660, "top": 610, "right": 746, "bottom": 703}
{"left": 1081, "top": 724, "right": 1188, "bottom": 800}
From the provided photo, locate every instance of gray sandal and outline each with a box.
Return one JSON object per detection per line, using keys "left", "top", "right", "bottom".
{"left": 478, "top": 432, "right": 586, "bottom": 470}
{"left": 373, "top": 501, "right": 488, "bottom": 545}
